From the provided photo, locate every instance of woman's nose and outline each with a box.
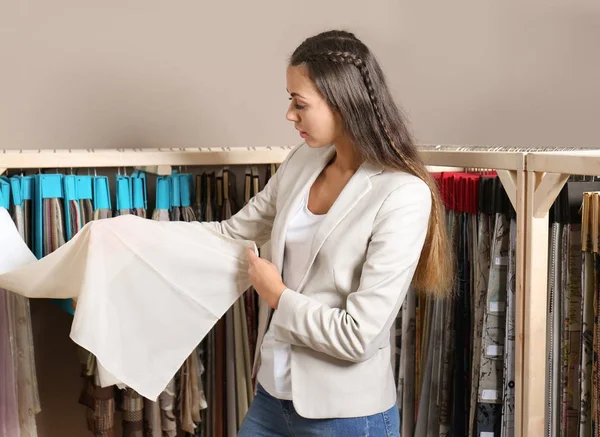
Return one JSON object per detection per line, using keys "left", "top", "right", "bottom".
{"left": 286, "top": 106, "right": 298, "bottom": 122}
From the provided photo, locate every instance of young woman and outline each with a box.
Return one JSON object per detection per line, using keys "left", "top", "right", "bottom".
{"left": 205, "top": 29, "right": 453, "bottom": 437}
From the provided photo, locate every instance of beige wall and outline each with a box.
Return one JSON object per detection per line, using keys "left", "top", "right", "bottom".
{"left": 2, "top": 1, "right": 599, "bottom": 436}
{"left": 1, "top": 1, "right": 599, "bottom": 153}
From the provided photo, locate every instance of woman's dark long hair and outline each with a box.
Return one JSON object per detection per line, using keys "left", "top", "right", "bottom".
{"left": 290, "top": 30, "right": 453, "bottom": 298}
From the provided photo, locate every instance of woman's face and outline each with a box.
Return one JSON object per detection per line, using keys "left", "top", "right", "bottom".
{"left": 286, "top": 64, "right": 344, "bottom": 148}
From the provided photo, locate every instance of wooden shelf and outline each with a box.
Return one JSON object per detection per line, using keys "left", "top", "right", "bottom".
{"left": 0, "top": 145, "right": 528, "bottom": 173}
{"left": 0, "top": 146, "right": 296, "bottom": 170}
{"left": 419, "top": 149, "right": 525, "bottom": 170}
{"left": 526, "top": 150, "right": 600, "bottom": 175}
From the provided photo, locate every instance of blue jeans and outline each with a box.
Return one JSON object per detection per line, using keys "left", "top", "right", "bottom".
{"left": 238, "top": 384, "right": 400, "bottom": 436}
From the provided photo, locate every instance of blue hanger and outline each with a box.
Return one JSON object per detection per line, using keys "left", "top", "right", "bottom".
{"left": 170, "top": 172, "right": 181, "bottom": 208}
{"left": 9, "top": 177, "right": 22, "bottom": 207}
{"left": 180, "top": 174, "right": 194, "bottom": 207}
{"left": 76, "top": 175, "right": 93, "bottom": 201}
{"left": 0, "top": 177, "right": 11, "bottom": 209}
{"left": 131, "top": 170, "right": 147, "bottom": 210}
{"left": 10, "top": 175, "right": 34, "bottom": 205}
{"left": 21, "top": 176, "right": 34, "bottom": 202}
{"left": 93, "top": 176, "right": 112, "bottom": 211}
{"left": 155, "top": 176, "right": 171, "bottom": 211}
{"left": 116, "top": 174, "right": 133, "bottom": 211}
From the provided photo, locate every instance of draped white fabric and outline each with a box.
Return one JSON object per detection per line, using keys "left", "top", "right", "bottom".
{"left": 0, "top": 207, "right": 255, "bottom": 401}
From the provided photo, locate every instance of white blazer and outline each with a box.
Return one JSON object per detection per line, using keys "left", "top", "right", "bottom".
{"left": 206, "top": 143, "right": 431, "bottom": 419}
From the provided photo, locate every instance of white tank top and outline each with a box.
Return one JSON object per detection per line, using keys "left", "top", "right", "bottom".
{"left": 256, "top": 190, "right": 325, "bottom": 399}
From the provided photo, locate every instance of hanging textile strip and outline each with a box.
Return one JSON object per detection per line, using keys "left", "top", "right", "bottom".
{"left": 439, "top": 206, "right": 457, "bottom": 436}
{"left": 452, "top": 174, "right": 478, "bottom": 437}
{"left": 214, "top": 170, "right": 227, "bottom": 437}
{"left": 469, "top": 176, "right": 492, "bottom": 437}
{"left": 501, "top": 213, "right": 517, "bottom": 437}
{"left": 0, "top": 285, "right": 20, "bottom": 437}
{"left": 206, "top": 171, "right": 220, "bottom": 437}
{"left": 560, "top": 183, "right": 584, "bottom": 437}
{"left": 220, "top": 168, "right": 241, "bottom": 437}
{"left": 579, "top": 192, "right": 594, "bottom": 437}
{"left": 230, "top": 169, "right": 254, "bottom": 431}
{"left": 399, "top": 288, "right": 416, "bottom": 437}
{"left": 476, "top": 178, "right": 510, "bottom": 437}
{"left": 591, "top": 192, "right": 600, "bottom": 436}
{"left": 7, "top": 175, "right": 41, "bottom": 437}
{"left": 547, "top": 189, "right": 562, "bottom": 437}
{"left": 1, "top": 176, "right": 20, "bottom": 437}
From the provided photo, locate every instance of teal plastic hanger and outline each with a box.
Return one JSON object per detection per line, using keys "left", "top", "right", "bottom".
{"left": 76, "top": 176, "right": 93, "bottom": 201}
{"left": 180, "top": 174, "right": 194, "bottom": 207}
{"left": 9, "top": 177, "right": 22, "bottom": 207}
{"left": 156, "top": 176, "right": 171, "bottom": 210}
{"left": 170, "top": 172, "right": 181, "bottom": 208}
{"left": 21, "top": 176, "right": 33, "bottom": 202}
{"left": 93, "top": 176, "right": 112, "bottom": 211}
{"left": 116, "top": 174, "right": 133, "bottom": 211}
{"left": 0, "top": 177, "right": 11, "bottom": 209}
{"left": 131, "top": 171, "right": 147, "bottom": 210}
{"left": 10, "top": 175, "right": 34, "bottom": 206}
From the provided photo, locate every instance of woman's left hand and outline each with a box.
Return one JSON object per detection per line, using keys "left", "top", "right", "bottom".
{"left": 247, "top": 248, "right": 286, "bottom": 309}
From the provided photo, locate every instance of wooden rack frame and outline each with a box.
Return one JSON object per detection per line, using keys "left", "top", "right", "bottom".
{"left": 5, "top": 144, "right": 582, "bottom": 437}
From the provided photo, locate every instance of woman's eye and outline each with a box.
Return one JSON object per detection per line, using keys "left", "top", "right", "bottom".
{"left": 289, "top": 97, "right": 305, "bottom": 110}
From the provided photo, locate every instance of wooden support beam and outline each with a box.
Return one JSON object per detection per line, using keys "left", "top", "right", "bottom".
{"left": 532, "top": 172, "right": 570, "bottom": 218}
{"left": 0, "top": 168, "right": 6, "bottom": 176}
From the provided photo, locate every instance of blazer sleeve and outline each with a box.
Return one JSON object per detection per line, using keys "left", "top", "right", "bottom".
{"left": 270, "top": 180, "right": 432, "bottom": 363}
{"left": 202, "top": 146, "right": 298, "bottom": 247}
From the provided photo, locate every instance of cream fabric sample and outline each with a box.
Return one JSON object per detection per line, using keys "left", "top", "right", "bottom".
{"left": 0, "top": 207, "right": 255, "bottom": 401}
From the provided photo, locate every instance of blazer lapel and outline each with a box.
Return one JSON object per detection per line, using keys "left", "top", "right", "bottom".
{"left": 270, "top": 145, "right": 336, "bottom": 272}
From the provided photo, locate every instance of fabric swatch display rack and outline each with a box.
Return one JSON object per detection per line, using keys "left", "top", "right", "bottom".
{"left": 2, "top": 144, "right": 596, "bottom": 437}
